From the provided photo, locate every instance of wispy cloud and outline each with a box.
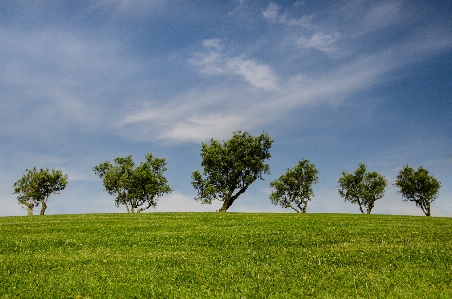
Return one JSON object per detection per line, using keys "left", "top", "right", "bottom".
{"left": 188, "top": 39, "right": 279, "bottom": 90}
{"left": 120, "top": 23, "right": 452, "bottom": 144}
{"left": 0, "top": 28, "right": 143, "bottom": 141}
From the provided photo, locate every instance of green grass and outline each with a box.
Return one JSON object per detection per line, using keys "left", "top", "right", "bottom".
{"left": 1, "top": 213, "right": 451, "bottom": 298}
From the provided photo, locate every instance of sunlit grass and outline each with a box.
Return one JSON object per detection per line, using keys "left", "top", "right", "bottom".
{"left": 1, "top": 213, "right": 451, "bottom": 298}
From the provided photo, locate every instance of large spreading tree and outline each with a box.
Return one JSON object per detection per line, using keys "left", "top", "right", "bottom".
{"left": 191, "top": 131, "right": 273, "bottom": 212}
{"left": 13, "top": 167, "right": 68, "bottom": 215}
{"left": 269, "top": 159, "right": 319, "bottom": 213}
{"left": 338, "top": 163, "right": 387, "bottom": 214}
{"left": 93, "top": 153, "right": 172, "bottom": 213}
{"left": 394, "top": 165, "right": 441, "bottom": 216}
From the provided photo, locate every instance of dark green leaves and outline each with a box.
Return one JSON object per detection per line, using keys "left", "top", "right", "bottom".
{"left": 338, "top": 163, "right": 387, "bottom": 214}
{"left": 394, "top": 165, "right": 441, "bottom": 216}
{"left": 191, "top": 131, "right": 273, "bottom": 212}
{"left": 93, "top": 153, "right": 172, "bottom": 213}
{"left": 269, "top": 159, "right": 319, "bottom": 213}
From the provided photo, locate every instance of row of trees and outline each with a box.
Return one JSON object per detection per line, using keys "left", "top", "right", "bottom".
{"left": 13, "top": 131, "right": 441, "bottom": 216}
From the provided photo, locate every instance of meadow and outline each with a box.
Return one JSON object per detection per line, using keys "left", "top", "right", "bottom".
{"left": 1, "top": 213, "right": 451, "bottom": 298}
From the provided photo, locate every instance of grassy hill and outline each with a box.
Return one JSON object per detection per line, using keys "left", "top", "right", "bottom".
{"left": 1, "top": 213, "right": 451, "bottom": 298}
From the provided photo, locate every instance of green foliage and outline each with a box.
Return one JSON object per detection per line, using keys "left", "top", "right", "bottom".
{"left": 338, "top": 163, "right": 387, "bottom": 214}
{"left": 191, "top": 131, "right": 273, "bottom": 212}
{"left": 269, "top": 159, "right": 319, "bottom": 213}
{"left": 13, "top": 167, "right": 68, "bottom": 216}
{"left": 1, "top": 213, "right": 451, "bottom": 298}
{"left": 394, "top": 165, "right": 441, "bottom": 216}
{"left": 93, "top": 153, "right": 172, "bottom": 213}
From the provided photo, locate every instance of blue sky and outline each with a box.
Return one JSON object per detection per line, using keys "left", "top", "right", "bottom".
{"left": 1, "top": 0, "right": 451, "bottom": 216}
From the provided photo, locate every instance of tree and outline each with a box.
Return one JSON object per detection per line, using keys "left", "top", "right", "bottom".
{"left": 269, "top": 159, "right": 319, "bottom": 213}
{"left": 93, "top": 153, "right": 172, "bottom": 213}
{"left": 338, "top": 163, "right": 387, "bottom": 214}
{"left": 13, "top": 167, "right": 68, "bottom": 215}
{"left": 191, "top": 131, "right": 273, "bottom": 212}
{"left": 394, "top": 165, "right": 441, "bottom": 216}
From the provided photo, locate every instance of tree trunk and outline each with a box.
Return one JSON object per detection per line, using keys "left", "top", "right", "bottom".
{"left": 219, "top": 198, "right": 233, "bottom": 212}
{"left": 26, "top": 203, "right": 34, "bottom": 216}
{"left": 124, "top": 202, "right": 131, "bottom": 213}
{"left": 301, "top": 203, "right": 307, "bottom": 213}
{"left": 285, "top": 203, "right": 299, "bottom": 213}
{"left": 40, "top": 200, "right": 47, "bottom": 215}
{"left": 219, "top": 189, "right": 235, "bottom": 212}
{"left": 358, "top": 204, "right": 364, "bottom": 214}
{"left": 137, "top": 200, "right": 154, "bottom": 213}
{"left": 357, "top": 198, "right": 365, "bottom": 214}
{"left": 425, "top": 202, "right": 431, "bottom": 216}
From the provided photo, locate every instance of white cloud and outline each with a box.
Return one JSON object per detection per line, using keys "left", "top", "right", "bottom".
{"left": 263, "top": 2, "right": 313, "bottom": 28}
{"left": 120, "top": 26, "right": 452, "bottom": 145}
{"left": 202, "top": 38, "right": 222, "bottom": 50}
{"left": 189, "top": 39, "right": 279, "bottom": 90}
{"left": 296, "top": 32, "right": 342, "bottom": 55}
{"left": 225, "top": 57, "right": 278, "bottom": 90}
{"left": 262, "top": 3, "right": 280, "bottom": 21}
{"left": 154, "top": 191, "right": 220, "bottom": 212}
{"left": 165, "top": 114, "right": 246, "bottom": 142}
{"left": 0, "top": 28, "right": 144, "bottom": 141}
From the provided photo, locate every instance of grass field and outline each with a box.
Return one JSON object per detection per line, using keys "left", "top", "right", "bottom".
{"left": 1, "top": 213, "right": 451, "bottom": 298}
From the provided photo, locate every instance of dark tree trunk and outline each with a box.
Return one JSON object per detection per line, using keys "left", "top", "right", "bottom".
{"left": 40, "top": 200, "right": 47, "bottom": 215}
{"left": 285, "top": 203, "right": 300, "bottom": 213}
{"left": 219, "top": 198, "right": 233, "bottom": 212}
{"left": 424, "top": 202, "right": 431, "bottom": 216}
{"left": 301, "top": 204, "right": 307, "bottom": 213}
{"left": 358, "top": 204, "right": 364, "bottom": 214}
{"left": 218, "top": 184, "right": 250, "bottom": 212}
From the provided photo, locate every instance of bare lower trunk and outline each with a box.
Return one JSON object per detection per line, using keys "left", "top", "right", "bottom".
{"left": 421, "top": 202, "right": 431, "bottom": 216}
{"left": 137, "top": 199, "right": 155, "bottom": 213}
{"left": 297, "top": 200, "right": 308, "bottom": 213}
{"left": 301, "top": 203, "right": 307, "bottom": 213}
{"left": 124, "top": 202, "right": 131, "bottom": 213}
{"left": 40, "top": 200, "right": 47, "bottom": 215}
{"left": 219, "top": 198, "right": 234, "bottom": 212}
{"left": 366, "top": 203, "right": 374, "bottom": 214}
{"left": 357, "top": 197, "right": 365, "bottom": 214}
{"left": 219, "top": 189, "right": 235, "bottom": 212}
{"left": 285, "top": 203, "right": 300, "bottom": 213}
{"left": 358, "top": 204, "right": 364, "bottom": 214}
{"left": 25, "top": 203, "right": 34, "bottom": 216}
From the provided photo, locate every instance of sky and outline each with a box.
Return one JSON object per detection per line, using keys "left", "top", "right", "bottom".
{"left": 1, "top": 0, "right": 451, "bottom": 217}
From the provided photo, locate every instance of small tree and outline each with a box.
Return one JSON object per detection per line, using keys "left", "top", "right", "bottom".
{"left": 394, "top": 165, "right": 441, "bottom": 216}
{"left": 13, "top": 167, "right": 68, "bottom": 215}
{"left": 93, "top": 153, "right": 172, "bottom": 213}
{"left": 269, "top": 159, "right": 319, "bottom": 213}
{"left": 191, "top": 131, "right": 273, "bottom": 212}
{"left": 338, "top": 163, "right": 387, "bottom": 214}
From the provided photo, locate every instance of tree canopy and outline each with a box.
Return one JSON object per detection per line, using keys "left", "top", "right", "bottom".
{"left": 93, "top": 153, "right": 172, "bottom": 213}
{"left": 394, "top": 165, "right": 441, "bottom": 216}
{"left": 338, "top": 163, "right": 387, "bottom": 214}
{"left": 269, "top": 159, "right": 319, "bottom": 213}
{"left": 191, "top": 131, "right": 273, "bottom": 212}
{"left": 13, "top": 167, "right": 68, "bottom": 215}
